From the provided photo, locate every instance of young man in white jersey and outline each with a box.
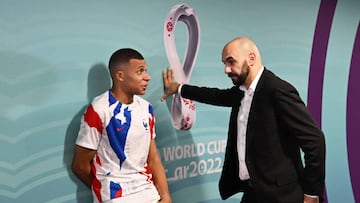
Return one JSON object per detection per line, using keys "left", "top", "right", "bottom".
{"left": 72, "top": 48, "right": 171, "bottom": 203}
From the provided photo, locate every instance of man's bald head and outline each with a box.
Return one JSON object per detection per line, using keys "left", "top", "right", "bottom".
{"left": 223, "top": 37, "right": 261, "bottom": 61}
{"left": 221, "top": 36, "right": 263, "bottom": 88}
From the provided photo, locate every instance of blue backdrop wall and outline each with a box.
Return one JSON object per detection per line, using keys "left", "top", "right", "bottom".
{"left": 0, "top": 0, "right": 359, "bottom": 202}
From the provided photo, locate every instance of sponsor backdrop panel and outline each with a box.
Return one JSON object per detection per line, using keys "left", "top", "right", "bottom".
{"left": 0, "top": 0, "right": 359, "bottom": 202}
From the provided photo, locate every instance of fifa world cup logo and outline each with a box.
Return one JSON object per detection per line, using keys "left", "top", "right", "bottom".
{"left": 164, "top": 4, "right": 200, "bottom": 130}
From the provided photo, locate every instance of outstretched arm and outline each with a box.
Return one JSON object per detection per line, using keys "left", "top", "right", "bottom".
{"left": 162, "top": 68, "right": 239, "bottom": 106}
{"left": 161, "top": 68, "right": 180, "bottom": 102}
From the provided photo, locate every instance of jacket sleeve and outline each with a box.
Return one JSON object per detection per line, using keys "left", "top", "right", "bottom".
{"left": 274, "top": 86, "right": 326, "bottom": 198}
{"left": 181, "top": 84, "right": 243, "bottom": 107}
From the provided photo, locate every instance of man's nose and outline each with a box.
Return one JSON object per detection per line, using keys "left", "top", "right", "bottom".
{"left": 224, "top": 65, "right": 231, "bottom": 74}
{"left": 145, "top": 73, "right": 151, "bottom": 81}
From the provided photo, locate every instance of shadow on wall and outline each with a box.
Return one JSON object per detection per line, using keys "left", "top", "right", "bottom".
{"left": 145, "top": 55, "right": 206, "bottom": 200}
{"left": 63, "top": 63, "right": 111, "bottom": 203}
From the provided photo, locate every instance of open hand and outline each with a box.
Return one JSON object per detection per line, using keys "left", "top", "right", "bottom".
{"left": 161, "top": 68, "right": 180, "bottom": 101}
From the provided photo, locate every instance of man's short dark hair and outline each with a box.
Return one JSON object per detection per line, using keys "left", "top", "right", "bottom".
{"left": 108, "top": 48, "right": 144, "bottom": 73}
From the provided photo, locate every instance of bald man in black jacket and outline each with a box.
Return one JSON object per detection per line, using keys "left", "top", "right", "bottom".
{"left": 161, "top": 36, "right": 325, "bottom": 203}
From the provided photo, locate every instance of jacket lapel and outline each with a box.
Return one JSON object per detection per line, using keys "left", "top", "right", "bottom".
{"left": 245, "top": 68, "right": 268, "bottom": 145}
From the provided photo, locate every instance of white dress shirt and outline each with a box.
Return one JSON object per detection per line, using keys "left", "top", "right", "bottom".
{"left": 237, "top": 66, "right": 264, "bottom": 180}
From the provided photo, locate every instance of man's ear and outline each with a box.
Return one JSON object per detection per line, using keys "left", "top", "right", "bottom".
{"left": 248, "top": 52, "right": 256, "bottom": 66}
{"left": 116, "top": 70, "right": 125, "bottom": 82}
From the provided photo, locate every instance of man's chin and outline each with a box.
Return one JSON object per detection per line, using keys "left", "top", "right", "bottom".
{"left": 232, "top": 79, "right": 241, "bottom": 86}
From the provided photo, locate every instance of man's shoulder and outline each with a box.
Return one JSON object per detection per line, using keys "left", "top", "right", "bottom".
{"left": 262, "top": 69, "right": 294, "bottom": 89}
{"left": 89, "top": 91, "right": 110, "bottom": 112}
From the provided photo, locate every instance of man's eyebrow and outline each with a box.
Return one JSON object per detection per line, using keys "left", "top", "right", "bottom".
{"left": 222, "top": 56, "right": 234, "bottom": 63}
{"left": 136, "top": 65, "right": 146, "bottom": 69}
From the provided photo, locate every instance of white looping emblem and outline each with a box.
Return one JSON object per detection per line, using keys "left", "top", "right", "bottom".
{"left": 164, "top": 4, "right": 200, "bottom": 130}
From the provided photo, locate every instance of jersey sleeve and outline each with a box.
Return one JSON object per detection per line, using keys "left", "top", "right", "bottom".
{"left": 75, "top": 104, "right": 104, "bottom": 150}
{"left": 148, "top": 104, "right": 156, "bottom": 139}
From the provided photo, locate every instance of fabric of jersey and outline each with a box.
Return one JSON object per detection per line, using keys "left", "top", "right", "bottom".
{"left": 76, "top": 91, "right": 158, "bottom": 203}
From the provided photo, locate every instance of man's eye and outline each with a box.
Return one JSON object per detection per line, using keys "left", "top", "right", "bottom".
{"left": 136, "top": 68, "right": 146, "bottom": 74}
{"left": 227, "top": 60, "right": 234, "bottom": 65}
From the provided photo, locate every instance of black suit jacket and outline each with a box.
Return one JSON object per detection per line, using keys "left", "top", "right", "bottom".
{"left": 180, "top": 68, "right": 325, "bottom": 203}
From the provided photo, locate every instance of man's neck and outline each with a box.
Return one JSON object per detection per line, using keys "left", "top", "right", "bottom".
{"left": 110, "top": 88, "right": 133, "bottom": 104}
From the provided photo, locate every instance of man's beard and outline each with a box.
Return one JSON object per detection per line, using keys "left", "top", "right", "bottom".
{"left": 228, "top": 65, "right": 250, "bottom": 86}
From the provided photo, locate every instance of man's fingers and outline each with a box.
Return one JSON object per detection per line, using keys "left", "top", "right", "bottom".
{"left": 168, "top": 68, "right": 174, "bottom": 82}
{"left": 162, "top": 68, "right": 172, "bottom": 85}
{"left": 161, "top": 68, "right": 178, "bottom": 102}
{"left": 160, "top": 94, "right": 167, "bottom": 102}
{"left": 161, "top": 68, "right": 170, "bottom": 102}
{"left": 161, "top": 91, "right": 172, "bottom": 102}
